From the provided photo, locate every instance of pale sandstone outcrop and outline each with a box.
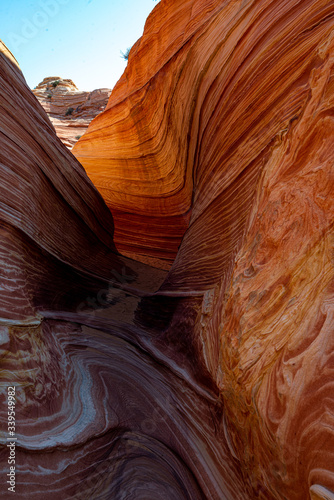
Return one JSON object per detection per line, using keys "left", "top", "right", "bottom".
{"left": 32, "top": 76, "right": 111, "bottom": 149}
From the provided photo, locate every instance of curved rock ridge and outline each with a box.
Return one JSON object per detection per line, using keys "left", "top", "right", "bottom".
{"left": 0, "top": 45, "right": 165, "bottom": 323}
{"left": 0, "top": 39, "right": 246, "bottom": 500}
{"left": 74, "top": 0, "right": 334, "bottom": 498}
{"left": 32, "top": 77, "right": 111, "bottom": 149}
{"left": 1, "top": 0, "right": 334, "bottom": 497}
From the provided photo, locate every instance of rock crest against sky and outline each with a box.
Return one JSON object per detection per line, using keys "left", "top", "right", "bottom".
{"left": 33, "top": 76, "right": 111, "bottom": 149}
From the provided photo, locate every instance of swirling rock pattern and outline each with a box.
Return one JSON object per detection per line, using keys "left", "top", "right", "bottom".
{"left": 0, "top": 39, "right": 245, "bottom": 499}
{"left": 32, "top": 77, "right": 111, "bottom": 149}
{"left": 1, "top": 0, "right": 334, "bottom": 498}
{"left": 75, "top": 0, "right": 334, "bottom": 497}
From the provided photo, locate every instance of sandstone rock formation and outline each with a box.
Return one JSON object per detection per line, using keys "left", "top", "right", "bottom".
{"left": 32, "top": 77, "right": 111, "bottom": 149}
{"left": 1, "top": 0, "right": 334, "bottom": 497}
{"left": 0, "top": 38, "right": 246, "bottom": 500}
{"left": 74, "top": 0, "right": 334, "bottom": 497}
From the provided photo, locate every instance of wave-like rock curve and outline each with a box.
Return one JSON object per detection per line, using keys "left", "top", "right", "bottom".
{"left": 1, "top": 0, "right": 334, "bottom": 498}
{"left": 74, "top": 0, "right": 334, "bottom": 497}
{"left": 0, "top": 38, "right": 245, "bottom": 500}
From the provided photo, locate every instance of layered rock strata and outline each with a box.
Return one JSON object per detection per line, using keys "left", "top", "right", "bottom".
{"left": 32, "top": 77, "right": 111, "bottom": 149}
{"left": 1, "top": 0, "right": 334, "bottom": 497}
{"left": 0, "top": 39, "right": 246, "bottom": 500}
{"left": 75, "top": 0, "right": 334, "bottom": 497}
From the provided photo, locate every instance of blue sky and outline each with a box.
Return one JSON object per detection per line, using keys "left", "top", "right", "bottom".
{"left": 0, "top": 0, "right": 158, "bottom": 90}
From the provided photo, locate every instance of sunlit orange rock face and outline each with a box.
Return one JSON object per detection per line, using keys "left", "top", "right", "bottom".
{"left": 1, "top": 0, "right": 334, "bottom": 497}
{"left": 75, "top": 0, "right": 334, "bottom": 497}
{"left": 0, "top": 40, "right": 246, "bottom": 500}
{"left": 33, "top": 77, "right": 111, "bottom": 149}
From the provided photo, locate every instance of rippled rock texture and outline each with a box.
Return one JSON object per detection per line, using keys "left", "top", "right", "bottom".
{"left": 32, "top": 77, "right": 111, "bottom": 149}
{"left": 0, "top": 39, "right": 245, "bottom": 500}
{"left": 2, "top": 0, "right": 334, "bottom": 497}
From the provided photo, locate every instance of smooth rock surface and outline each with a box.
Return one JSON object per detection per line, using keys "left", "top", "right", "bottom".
{"left": 1, "top": 0, "right": 334, "bottom": 497}
{"left": 0, "top": 39, "right": 245, "bottom": 500}
{"left": 75, "top": 0, "right": 334, "bottom": 497}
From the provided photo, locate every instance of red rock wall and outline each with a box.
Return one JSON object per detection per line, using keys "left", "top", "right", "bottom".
{"left": 75, "top": 0, "right": 334, "bottom": 497}
{"left": 73, "top": 1, "right": 231, "bottom": 268}
{"left": 0, "top": 41, "right": 138, "bottom": 322}
{"left": 0, "top": 39, "right": 247, "bottom": 500}
{"left": 218, "top": 29, "right": 334, "bottom": 498}
{"left": 1, "top": 0, "right": 334, "bottom": 497}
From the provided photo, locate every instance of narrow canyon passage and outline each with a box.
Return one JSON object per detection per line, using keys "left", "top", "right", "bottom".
{"left": 1, "top": 0, "right": 334, "bottom": 498}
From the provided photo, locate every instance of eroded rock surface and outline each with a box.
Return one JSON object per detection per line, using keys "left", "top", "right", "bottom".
{"left": 0, "top": 39, "right": 245, "bottom": 500}
{"left": 1, "top": 0, "right": 334, "bottom": 497}
{"left": 74, "top": 0, "right": 334, "bottom": 497}
{"left": 32, "top": 77, "right": 111, "bottom": 149}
